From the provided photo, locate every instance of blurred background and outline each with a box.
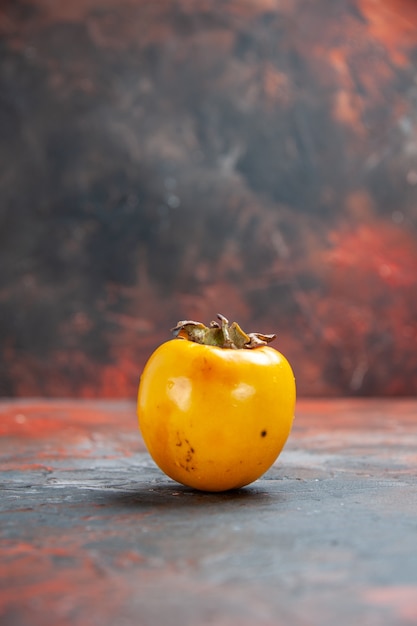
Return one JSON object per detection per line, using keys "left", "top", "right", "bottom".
{"left": 1, "top": 0, "right": 417, "bottom": 398}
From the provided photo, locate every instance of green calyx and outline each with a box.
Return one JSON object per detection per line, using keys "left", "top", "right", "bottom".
{"left": 171, "top": 314, "right": 276, "bottom": 349}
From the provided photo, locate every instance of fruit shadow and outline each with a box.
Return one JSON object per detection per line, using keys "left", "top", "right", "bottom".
{"left": 101, "top": 480, "right": 283, "bottom": 512}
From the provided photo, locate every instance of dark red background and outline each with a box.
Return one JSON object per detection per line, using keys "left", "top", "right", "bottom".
{"left": 1, "top": 0, "right": 417, "bottom": 398}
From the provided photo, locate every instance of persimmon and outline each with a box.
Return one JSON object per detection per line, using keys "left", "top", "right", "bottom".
{"left": 137, "top": 315, "right": 295, "bottom": 492}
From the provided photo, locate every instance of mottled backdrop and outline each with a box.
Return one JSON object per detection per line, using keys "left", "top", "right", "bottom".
{"left": 1, "top": 0, "right": 417, "bottom": 397}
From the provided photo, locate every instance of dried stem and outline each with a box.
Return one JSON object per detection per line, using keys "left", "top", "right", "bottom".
{"left": 172, "top": 314, "right": 276, "bottom": 349}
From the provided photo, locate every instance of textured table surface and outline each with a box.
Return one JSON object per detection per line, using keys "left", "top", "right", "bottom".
{"left": 1, "top": 399, "right": 417, "bottom": 626}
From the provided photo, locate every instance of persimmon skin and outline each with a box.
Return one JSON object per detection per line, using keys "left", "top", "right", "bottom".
{"left": 137, "top": 338, "right": 296, "bottom": 492}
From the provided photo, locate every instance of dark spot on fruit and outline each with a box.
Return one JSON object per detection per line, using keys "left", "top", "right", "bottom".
{"left": 261, "top": 430, "right": 267, "bottom": 437}
{"left": 182, "top": 440, "right": 195, "bottom": 466}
